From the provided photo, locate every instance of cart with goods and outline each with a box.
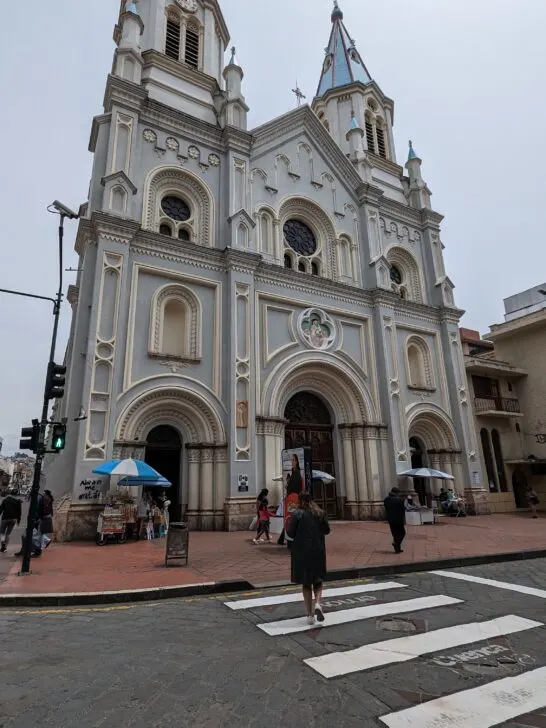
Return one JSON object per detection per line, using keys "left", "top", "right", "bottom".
{"left": 96, "top": 505, "right": 127, "bottom": 546}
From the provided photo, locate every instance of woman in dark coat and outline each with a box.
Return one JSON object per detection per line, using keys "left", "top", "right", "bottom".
{"left": 286, "top": 492, "right": 330, "bottom": 625}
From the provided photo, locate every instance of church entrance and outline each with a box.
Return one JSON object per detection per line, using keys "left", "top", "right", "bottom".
{"left": 144, "top": 425, "right": 182, "bottom": 521}
{"left": 284, "top": 392, "right": 337, "bottom": 518}
{"left": 409, "top": 437, "right": 427, "bottom": 505}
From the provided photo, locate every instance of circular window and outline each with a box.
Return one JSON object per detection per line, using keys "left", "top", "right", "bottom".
{"left": 390, "top": 265, "right": 403, "bottom": 285}
{"left": 161, "top": 196, "right": 191, "bottom": 222}
{"left": 283, "top": 220, "right": 317, "bottom": 256}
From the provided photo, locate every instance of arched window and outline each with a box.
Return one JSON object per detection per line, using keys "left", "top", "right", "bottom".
{"left": 339, "top": 239, "right": 351, "bottom": 278}
{"left": 480, "top": 428, "right": 497, "bottom": 492}
{"left": 259, "top": 211, "right": 274, "bottom": 255}
{"left": 365, "top": 116, "right": 375, "bottom": 154}
{"left": 160, "top": 223, "right": 172, "bottom": 237}
{"left": 284, "top": 253, "right": 293, "bottom": 269}
{"left": 311, "top": 261, "right": 319, "bottom": 276}
{"left": 162, "top": 299, "right": 187, "bottom": 357}
{"left": 159, "top": 194, "right": 194, "bottom": 242}
{"left": 376, "top": 123, "right": 387, "bottom": 159}
{"left": 165, "top": 14, "right": 181, "bottom": 60}
{"left": 491, "top": 429, "right": 508, "bottom": 492}
{"left": 298, "top": 260, "right": 306, "bottom": 272}
{"left": 149, "top": 284, "right": 202, "bottom": 362}
{"left": 184, "top": 22, "right": 200, "bottom": 69}
{"left": 386, "top": 247, "right": 424, "bottom": 303}
{"left": 406, "top": 336, "right": 434, "bottom": 390}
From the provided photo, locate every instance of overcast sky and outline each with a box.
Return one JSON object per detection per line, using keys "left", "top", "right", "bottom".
{"left": 0, "top": 0, "right": 544, "bottom": 454}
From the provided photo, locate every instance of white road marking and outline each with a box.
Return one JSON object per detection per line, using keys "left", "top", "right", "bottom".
{"left": 304, "top": 614, "right": 542, "bottom": 678}
{"left": 257, "top": 594, "right": 462, "bottom": 636}
{"left": 380, "top": 666, "right": 546, "bottom": 728}
{"left": 431, "top": 570, "right": 546, "bottom": 599}
{"left": 224, "top": 582, "right": 407, "bottom": 611}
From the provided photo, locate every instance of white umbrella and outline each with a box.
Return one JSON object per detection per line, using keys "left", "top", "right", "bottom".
{"left": 398, "top": 467, "right": 454, "bottom": 480}
{"left": 272, "top": 470, "right": 336, "bottom": 483}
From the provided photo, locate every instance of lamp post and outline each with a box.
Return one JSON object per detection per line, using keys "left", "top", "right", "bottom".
{"left": 0, "top": 201, "right": 79, "bottom": 574}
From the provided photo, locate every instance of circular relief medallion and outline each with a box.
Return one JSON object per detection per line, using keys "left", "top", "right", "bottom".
{"left": 143, "top": 129, "right": 157, "bottom": 143}
{"left": 208, "top": 153, "right": 220, "bottom": 167}
{"left": 283, "top": 219, "right": 317, "bottom": 256}
{"left": 188, "top": 145, "right": 200, "bottom": 159}
{"left": 166, "top": 137, "right": 179, "bottom": 151}
{"left": 297, "top": 308, "right": 336, "bottom": 351}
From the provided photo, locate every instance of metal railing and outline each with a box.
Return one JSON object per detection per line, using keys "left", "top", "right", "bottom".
{"left": 474, "top": 396, "right": 521, "bottom": 414}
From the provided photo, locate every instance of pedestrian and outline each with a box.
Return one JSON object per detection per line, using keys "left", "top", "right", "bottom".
{"left": 14, "top": 490, "right": 44, "bottom": 558}
{"left": 526, "top": 485, "right": 539, "bottom": 518}
{"left": 384, "top": 486, "right": 406, "bottom": 554}
{"left": 286, "top": 492, "right": 330, "bottom": 625}
{"left": 255, "top": 488, "right": 268, "bottom": 537}
{"left": 253, "top": 501, "right": 272, "bottom": 544}
{"left": 40, "top": 489, "right": 54, "bottom": 550}
{"left": 0, "top": 489, "right": 22, "bottom": 553}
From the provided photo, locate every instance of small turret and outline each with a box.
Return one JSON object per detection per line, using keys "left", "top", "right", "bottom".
{"left": 222, "top": 47, "right": 249, "bottom": 129}
{"left": 405, "top": 140, "right": 432, "bottom": 210}
{"left": 114, "top": 0, "right": 144, "bottom": 84}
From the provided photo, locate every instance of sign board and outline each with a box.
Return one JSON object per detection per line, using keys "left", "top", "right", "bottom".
{"left": 76, "top": 476, "right": 106, "bottom": 502}
{"left": 281, "top": 447, "right": 312, "bottom": 531}
{"left": 471, "top": 471, "right": 481, "bottom": 487}
{"left": 237, "top": 474, "right": 249, "bottom": 493}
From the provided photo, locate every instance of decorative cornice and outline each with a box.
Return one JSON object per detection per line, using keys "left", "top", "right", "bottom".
{"left": 419, "top": 209, "right": 445, "bottom": 228}
{"left": 313, "top": 80, "right": 395, "bottom": 114}
{"left": 365, "top": 153, "right": 404, "bottom": 178}
{"left": 103, "top": 74, "right": 148, "bottom": 115}
{"left": 357, "top": 183, "right": 384, "bottom": 207}
{"left": 133, "top": 229, "right": 225, "bottom": 271}
{"left": 224, "top": 247, "right": 262, "bottom": 273}
{"left": 101, "top": 170, "right": 138, "bottom": 195}
{"left": 142, "top": 51, "right": 221, "bottom": 97}
{"left": 141, "top": 99, "right": 224, "bottom": 150}
{"left": 90, "top": 211, "right": 140, "bottom": 246}
{"left": 221, "top": 126, "right": 253, "bottom": 155}
{"left": 89, "top": 114, "right": 111, "bottom": 154}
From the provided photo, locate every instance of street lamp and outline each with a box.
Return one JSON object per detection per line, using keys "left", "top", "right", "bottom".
{"left": 0, "top": 200, "right": 80, "bottom": 574}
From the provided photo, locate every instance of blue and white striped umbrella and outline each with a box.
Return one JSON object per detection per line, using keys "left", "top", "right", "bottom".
{"left": 92, "top": 458, "right": 166, "bottom": 481}
{"left": 119, "top": 475, "right": 172, "bottom": 488}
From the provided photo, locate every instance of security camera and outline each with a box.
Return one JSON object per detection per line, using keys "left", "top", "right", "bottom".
{"left": 51, "top": 200, "right": 79, "bottom": 219}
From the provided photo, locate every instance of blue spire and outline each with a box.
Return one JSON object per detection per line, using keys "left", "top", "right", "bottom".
{"left": 407, "top": 140, "right": 418, "bottom": 161}
{"left": 127, "top": 2, "right": 138, "bottom": 15}
{"left": 316, "top": 2, "right": 372, "bottom": 97}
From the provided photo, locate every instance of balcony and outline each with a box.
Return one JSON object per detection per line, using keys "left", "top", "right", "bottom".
{"left": 474, "top": 396, "right": 523, "bottom": 417}
{"left": 465, "top": 355, "right": 527, "bottom": 379}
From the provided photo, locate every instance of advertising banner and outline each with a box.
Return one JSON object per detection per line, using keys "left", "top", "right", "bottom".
{"left": 281, "top": 447, "right": 312, "bottom": 531}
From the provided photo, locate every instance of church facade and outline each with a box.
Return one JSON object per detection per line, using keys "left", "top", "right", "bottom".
{"left": 47, "top": 0, "right": 489, "bottom": 538}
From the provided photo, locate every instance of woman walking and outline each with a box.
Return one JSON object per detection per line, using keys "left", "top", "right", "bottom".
{"left": 286, "top": 492, "right": 330, "bottom": 625}
{"left": 526, "top": 485, "right": 539, "bottom": 518}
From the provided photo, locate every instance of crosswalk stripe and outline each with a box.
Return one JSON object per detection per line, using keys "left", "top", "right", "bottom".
{"left": 257, "top": 594, "right": 462, "bottom": 636}
{"left": 380, "top": 665, "right": 546, "bottom": 728}
{"left": 224, "top": 581, "right": 407, "bottom": 611}
{"left": 431, "top": 569, "right": 546, "bottom": 599}
{"left": 304, "top": 614, "right": 542, "bottom": 678}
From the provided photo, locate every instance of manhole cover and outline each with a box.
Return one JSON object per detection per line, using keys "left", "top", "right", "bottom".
{"left": 377, "top": 618, "right": 418, "bottom": 633}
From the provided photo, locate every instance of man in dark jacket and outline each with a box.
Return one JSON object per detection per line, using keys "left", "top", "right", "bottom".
{"left": 384, "top": 486, "right": 406, "bottom": 554}
{"left": 0, "top": 490, "right": 22, "bottom": 553}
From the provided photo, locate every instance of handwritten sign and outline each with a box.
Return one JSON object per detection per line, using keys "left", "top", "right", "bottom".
{"left": 77, "top": 478, "right": 104, "bottom": 502}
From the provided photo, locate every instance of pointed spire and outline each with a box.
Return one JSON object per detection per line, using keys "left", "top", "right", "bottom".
{"left": 228, "top": 46, "right": 239, "bottom": 67}
{"left": 316, "top": 2, "right": 372, "bottom": 97}
{"left": 408, "top": 139, "right": 419, "bottom": 161}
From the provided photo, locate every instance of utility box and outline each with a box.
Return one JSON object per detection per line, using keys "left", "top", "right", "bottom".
{"left": 165, "top": 522, "right": 189, "bottom": 567}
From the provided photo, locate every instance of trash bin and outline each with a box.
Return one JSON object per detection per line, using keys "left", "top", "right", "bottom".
{"left": 165, "top": 522, "right": 189, "bottom": 567}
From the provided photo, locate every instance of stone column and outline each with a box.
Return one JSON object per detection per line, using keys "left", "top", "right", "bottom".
{"left": 214, "top": 446, "right": 228, "bottom": 530}
{"left": 352, "top": 425, "right": 370, "bottom": 506}
{"left": 427, "top": 451, "right": 443, "bottom": 498}
{"left": 339, "top": 426, "right": 356, "bottom": 517}
{"left": 257, "top": 417, "right": 285, "bottom": 506}
{"left": 363, "top": 426, "right": 384, "bottom": 518}
{"left": 200, "top": 447, "right": 215, "bottom": 530}
{"left": 186, "top": 445, "right": 201, "bottom": 530}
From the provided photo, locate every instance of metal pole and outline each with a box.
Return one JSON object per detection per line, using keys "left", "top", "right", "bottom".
{"left": 20, "top": 217, "right": 65, "bottom": 575}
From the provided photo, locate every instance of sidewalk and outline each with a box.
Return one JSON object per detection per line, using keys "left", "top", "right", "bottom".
{"left": 0, "top": 514, "right": 544, "bottom": 603}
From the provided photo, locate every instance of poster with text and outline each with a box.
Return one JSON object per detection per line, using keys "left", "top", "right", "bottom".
{"left": 282, "top": 447, "right": 312, "bottom": 532}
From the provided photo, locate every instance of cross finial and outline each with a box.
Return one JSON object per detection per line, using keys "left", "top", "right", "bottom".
{"left": 229, "top": 46, "right": 238, "bottom": 66}
{"left": 292, "top": 82, "right": 306, "bottom": 107}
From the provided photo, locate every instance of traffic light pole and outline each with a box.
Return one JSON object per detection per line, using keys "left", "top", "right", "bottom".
{"left": 19, "top": 216, "right": 66, "bottom": 575}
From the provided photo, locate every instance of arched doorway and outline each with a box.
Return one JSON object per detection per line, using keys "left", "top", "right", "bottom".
{"left": 409, "top": 436, "right": 427, "bottom": 505}
{"left": 144, "top": 425, "right": 182, "bottom": 521}
{"left": 284, "top": 392, "right": 337, "bottom": 517}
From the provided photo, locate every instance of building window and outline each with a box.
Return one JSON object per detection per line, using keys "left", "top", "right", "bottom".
{"left": 386, "top": 247, "right": 424, "bottom": 303}
{"left": 158, "top": 194, "right": 194, "bottom": 242}
{"left": 284, "top": 254, "right": 293, "bottom": 269}
{"left": 149, "top": 284, "right": 202, "bottom": 362}
{"left": 284, "top": 219, "right": 317, "bottom": 256}
{"left": 491, "top": 429, "right": 508, "bottom": 492}
{"left": 406, "top": 336, "right": 434, "bottom": 390}
{"left": 365, "top": 118, "right": 375, "bottom": 153}
{"left": 311, "top": 262, "right": 319, "bottom": 276}
{"left": 160, "top": 223, "right": 172, "bottom": 237}
{"left": 376, "top": 125, "right": 387, "bottom": 159}
{"left": 165, "top": 17, "right": 181, "bottom": 59}
{"left": 390, "top": 265, "right": 402, "bottom": 285}
{"left": 162, "top": 195, "right": 191, "bottom": 222}
{"left": 185, "top": 26, "right": 200, "bottom": 69}
{"left": 480, "top": 428, "right": 497, "bottom": 492}
{"left": 298, "top": 261, "right": 306, "bottom": 272}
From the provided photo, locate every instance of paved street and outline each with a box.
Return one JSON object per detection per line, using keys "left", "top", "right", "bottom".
{"left": 2, "top": 560, "right": 546, "bottom": 727}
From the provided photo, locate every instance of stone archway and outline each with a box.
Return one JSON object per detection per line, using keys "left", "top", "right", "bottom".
{"left": 144, "top": 425, "right": 183, "bottom": 521}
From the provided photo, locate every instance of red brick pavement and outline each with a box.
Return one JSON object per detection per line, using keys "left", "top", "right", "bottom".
{"left": 0, "top": 514, "right": 544, "bottom": 595}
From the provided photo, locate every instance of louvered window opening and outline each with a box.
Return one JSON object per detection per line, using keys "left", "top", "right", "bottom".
{"left": 165, "top": 19, "right": 181, "bottom": 60}
{"left": 376, "top": 127, "right": 387, "bottom": 159}
{"left": 185, "top": 29, "right": 200, "bottom": 68}
{"left": 365, "top": 121, "right": 375, "bottom": 154}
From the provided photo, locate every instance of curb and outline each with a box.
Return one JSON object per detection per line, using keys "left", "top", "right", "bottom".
{"left": 2, "top": 548, "right": 546, "bottom": 607}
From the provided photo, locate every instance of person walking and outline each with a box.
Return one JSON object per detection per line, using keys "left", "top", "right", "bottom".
{"left": 384, "top": 486, "right": 406, "bottom": 554}
{"left": 40, "top": 490, "right": 54, "bottom": 550}
{"left": 526, "top": 485, "right": 539, "bottom": 518}
{"left": 286, "top": 492, "right": 330, "bottom": 625}
{"left": 253, "top": 501, "right": 272, "bottom": 544}
{"left": 0, "top": 489, "right": 22, "bottom": 553}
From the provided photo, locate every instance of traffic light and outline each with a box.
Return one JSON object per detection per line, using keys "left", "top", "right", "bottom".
{"left": 45, "top": 362, "right": 66, "bottom": 400}
{"left": 51, "top": 423, "right": 67, "bottom": 452}
{"left": 20, "top": 419, "right": 40, "bottom": 453}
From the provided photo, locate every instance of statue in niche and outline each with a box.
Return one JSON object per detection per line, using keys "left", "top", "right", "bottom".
{"left": 299, "top": 308, "right": 335, "bottom": 351}
{"left": 236, "top": 401, "right": 248, "bottom": 428}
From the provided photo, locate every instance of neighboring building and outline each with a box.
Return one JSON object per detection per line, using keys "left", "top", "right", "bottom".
{"left": 46, "top": 0, "right": 486, "bottom": 539}
{"left": 487, "top": 285, "right": 546, "bottom": 508}
{"left": 10, "top": 453, "right": 35, "bottom": 492}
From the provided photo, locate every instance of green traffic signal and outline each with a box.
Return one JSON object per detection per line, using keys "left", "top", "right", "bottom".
{"left": 51, "top": 423, "right": 67, "bottom": 452}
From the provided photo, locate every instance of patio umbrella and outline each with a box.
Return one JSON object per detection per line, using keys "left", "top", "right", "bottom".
{"left": 118, "top": 475, "right": 172, "bottom": 488}
{"left": 92, "top": 458, "right": 166, "bottom": 481}
{"left": 398, "top": 467, "right": 454, "bottom": 480}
